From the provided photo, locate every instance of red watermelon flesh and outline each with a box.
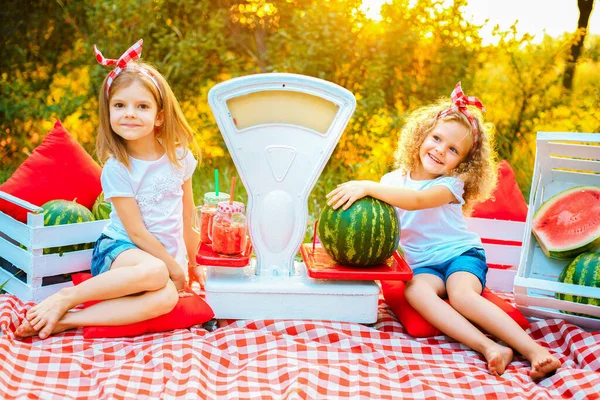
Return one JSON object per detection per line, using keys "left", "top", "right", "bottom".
{"left": 532, "top": 186, "right": 600, "bottom": 260}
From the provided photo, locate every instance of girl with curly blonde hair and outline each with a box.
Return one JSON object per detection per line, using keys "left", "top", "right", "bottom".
{"left": 327, "top": 82, "right": 560, "bottom": 379}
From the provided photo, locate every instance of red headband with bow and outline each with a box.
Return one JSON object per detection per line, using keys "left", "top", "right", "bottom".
{"left": 94, "top": 39, "right": 161, "bottom": 98}
{"left": 437, "top": 82, "right": 485, "bottom": 148}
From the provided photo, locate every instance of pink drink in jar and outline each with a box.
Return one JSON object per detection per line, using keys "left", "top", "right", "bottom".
{"left": 210, "top": 201, "right": 247, "bottom": 256}
{"left": 197, "top": 192, "right": 230, "bottom": 245}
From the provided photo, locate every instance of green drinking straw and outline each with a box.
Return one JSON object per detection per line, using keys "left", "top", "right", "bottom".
{"left": 214, "top": 169, "right": 219, "bottom": 196}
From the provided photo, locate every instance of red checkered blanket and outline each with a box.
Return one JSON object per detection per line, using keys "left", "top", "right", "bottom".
{"left": 1, "top": 293, "right": 598, "bottom": 399}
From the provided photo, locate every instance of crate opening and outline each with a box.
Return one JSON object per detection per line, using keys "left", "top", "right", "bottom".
{"left": 0, "top": 257, "right": 27, "bottom": 284}
{"left": 42, "top": 243, "right": 95, "bottom": 256}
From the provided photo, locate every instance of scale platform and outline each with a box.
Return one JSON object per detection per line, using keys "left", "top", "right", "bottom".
{"left": 203, "top": 260, "right": 381, "bottom": 323}
{"left": 301, "top": 244, "right": 412, "bottom": 281}
{"left": 200, "top": 242, "right": 411, "bottom": 323}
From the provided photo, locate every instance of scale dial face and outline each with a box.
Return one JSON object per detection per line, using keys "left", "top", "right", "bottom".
{"left": 226, "top": 90, "right": 339, "bottom": 134}
{"left": 209, "top": 74, "right": 356, "bottom": 276}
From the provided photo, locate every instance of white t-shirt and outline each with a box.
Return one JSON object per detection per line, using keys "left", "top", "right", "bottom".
{"left": 101, "top": 147, "right": 197, "bottom": 268}
{"left": 380, "top": 169, "right": 482, "bottom": 269}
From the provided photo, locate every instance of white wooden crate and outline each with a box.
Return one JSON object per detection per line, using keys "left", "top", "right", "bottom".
{"left": 514, "top": 132, "right": 600, "bottom": 330}
{"left": 466, "top": 217, "right": 525, "bottom": 293}
{"left": 0, "top": 191, "right": 107, "bottom": 302}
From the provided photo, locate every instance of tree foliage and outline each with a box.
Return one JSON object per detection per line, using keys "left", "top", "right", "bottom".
{"left": 1, "top": 0, "right": 598, "bottom": 197}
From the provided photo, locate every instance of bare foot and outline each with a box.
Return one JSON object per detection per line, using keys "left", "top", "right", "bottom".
{"left": 15, "top": 318, "right": 38, "bottom": 338}
{"left": 15, "top": 315, "right": 71, "bottom": 339}
{"left": 484, "top": 344, "right": 513, "bottom": 376}
{"left": 26, "top": 289, "right": 74, "bottom": 339}
{"left": 529, "top": 351, "right": 561, "bottom": 380}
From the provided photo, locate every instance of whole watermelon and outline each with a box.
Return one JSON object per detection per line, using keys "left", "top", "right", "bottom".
{"left": 92, "top": 192, "right": 112, "bottom": 220}
{"left": 42, "top": 199, "right": 95, "bottom": 255}
{"left": 318, "top": 197, "right": 400, "bottom": 267}
{"left": 556, "top": 252, "right": 600, "bottom": 319}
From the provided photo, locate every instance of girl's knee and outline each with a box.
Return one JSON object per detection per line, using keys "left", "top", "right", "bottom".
{"left": 140, "top": 258, "right": 170, "bottom": 290}
{"left": 157, "top": 280, "right": 179, "bottom": 315}
{"left": 145, "top": 281, "right": 178, "bottom": 318}
{"left": 405, "top": 280, "right": 434, "bottom": 302}
{"left": 447, "top": 287, "right": 478, "bottom": 311}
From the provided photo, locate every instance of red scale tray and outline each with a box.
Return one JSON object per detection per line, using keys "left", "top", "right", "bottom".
{"left": 196, "top": 239, "right": 253, "bottom": 267}
{"left": 300, "top": 243, "right": 413, "bottom": 281}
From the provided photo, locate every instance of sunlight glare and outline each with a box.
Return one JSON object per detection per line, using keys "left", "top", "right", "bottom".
{"left": 360, "top": 0, "right": 391, "bottom": 22}
{"left": 360, "top": 0, "right": 599, "bottom": 45}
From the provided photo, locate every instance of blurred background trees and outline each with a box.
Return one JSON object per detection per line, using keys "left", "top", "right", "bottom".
{"left": 1, "top": 0, "right": 598, "bottom": 200}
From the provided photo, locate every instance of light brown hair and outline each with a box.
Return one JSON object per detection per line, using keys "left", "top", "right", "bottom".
{"left": 96, "top": 61, "right": 200, "bottom": 168}
{"left": 393, "top": 99, "right": 498, "bottom": 214}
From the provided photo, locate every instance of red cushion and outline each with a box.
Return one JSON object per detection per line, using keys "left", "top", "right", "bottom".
{"left": 381, "top": 280, "right": 530, "bottom": 338}
{"left": 0, "top": 120, "right": 102, "bottom": 223}
{"left": 72, "top": 273, "right": 214, "bottom": 339}
{"left": 471, "top": 160, "right": 528, "bottom": 222}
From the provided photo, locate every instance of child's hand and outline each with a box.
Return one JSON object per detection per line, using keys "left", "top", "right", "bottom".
{"left": 178, "top": 286, "right": 193, "bottom": 298}
{"left": 326, "top": 181, "right": 372, "bottom": 210}
{"left": 171, "top": 269, "right": 188, "bottom": 292}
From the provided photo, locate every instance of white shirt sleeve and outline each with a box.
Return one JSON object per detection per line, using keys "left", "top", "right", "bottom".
{"left": 182, "top": 149, "right": 198, "bottom": 181}
{"left": 434, "top": 176, "right": 465, "bottom": 204}
{"left": 101, "top": 159, "right": 135, "bottom": 202}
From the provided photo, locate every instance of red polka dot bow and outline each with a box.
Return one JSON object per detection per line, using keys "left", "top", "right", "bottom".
{"left": 94, "top": 39, "right": 144, "bottom": 96}
{"left": 438, "top": 82, "right": 486, "bottom": 147}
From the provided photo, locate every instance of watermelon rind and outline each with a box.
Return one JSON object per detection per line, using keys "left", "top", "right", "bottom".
{"left": 318, "top": 197, "right": 400, "bottom": 267}
{"left": 42, "top": 199, "right": 95, "bottom": 255}
{"left": 92, "top": 192, "right": 112, "bottom": 220}
{"left": 556, "top": 252, "right": 600, "bottom": 319}
{"left": 532, "top": 186, "right": 600, "bottom": 260}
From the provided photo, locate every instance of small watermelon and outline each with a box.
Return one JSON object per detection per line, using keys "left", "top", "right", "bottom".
{"left": 92, "top": 192, "right": 112, "bottom": 220}
{"left": 318, "top": 196, "right": 400, "bottom": 267}
{"left": 532, "top": 186, "right": 600, "bottom": 260}
{"left": 42, "top": 199, "right": 95, "bottom": 255}
{"left": 556, "top": 252, "right": 600, "bottom": 319}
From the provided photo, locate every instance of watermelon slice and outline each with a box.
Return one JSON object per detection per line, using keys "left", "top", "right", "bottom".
{"left": 532, "top": 186, "right": 600, "bottom": 260}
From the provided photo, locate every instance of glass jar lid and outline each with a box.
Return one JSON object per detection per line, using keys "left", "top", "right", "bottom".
{"left": 204, "top": 192, "right": 230, "bottom": 204}
{"left": 217, "top": 201, "right": 245, "bottom": 213}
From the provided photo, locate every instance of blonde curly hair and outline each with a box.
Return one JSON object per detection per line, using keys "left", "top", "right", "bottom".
{"left": 393, "top": 98, "right": 498, "bottom": 215}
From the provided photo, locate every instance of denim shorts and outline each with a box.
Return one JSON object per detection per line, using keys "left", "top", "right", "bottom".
{"left": 90, "top": 234, "right": 138, "bottom": 276}
{"left": 412, "top": 247, "right": 488, "bottom": 292}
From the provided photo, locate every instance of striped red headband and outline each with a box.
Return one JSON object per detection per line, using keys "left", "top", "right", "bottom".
{"left": 437, "top": 82, "right": 485, "bottom": 148}
{"left": 94, "top": 39, "right": 162, "bottom": 98}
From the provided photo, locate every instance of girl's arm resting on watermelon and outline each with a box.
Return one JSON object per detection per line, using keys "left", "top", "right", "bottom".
{"left": 182, "top": 178, "right": 199, "bottom": 271}
{"left": 326, "top": 180, "right": 455, "bottom": 211}
{"left": 110, "top": 196, "right": 187, "bottom": 290}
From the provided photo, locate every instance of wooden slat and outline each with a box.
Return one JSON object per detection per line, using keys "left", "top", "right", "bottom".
{"left": 547, "top": 142, "right": 600, "bottom": 159}
{"left": 514, "top": 293, "right": 600, "bottom": 318}
{"left": 466, "top": 217, "right": 525, "bottom": 242}
{"left": 537, "top": 131, "right": 600, "bottom": 143}
{"left": 0, "top": 191, "right": 44, "bottom": 213}
{"left": 549, "top": 156, "right": 600, "bottom": 173}
{"left": 31, "top": 220, "right": 107, "bottom": 249}
{"left": 30, "top": 250, "right": 93, "bottom": 278}
{"left": 550, "top": 170, "right": 600, "bottom": 186}
{"left": 482, "top": 243, "right": 521, "bottom": 266}
{"left": 0, "top": 212, "right": 32, "bottom": 247}
{"left": 516, "top": 276, "right": 600, "bottom": 298}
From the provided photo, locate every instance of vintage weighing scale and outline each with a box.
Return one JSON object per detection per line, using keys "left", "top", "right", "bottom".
{"left": 197, "top": 73, "right": 411, "bottom": 323}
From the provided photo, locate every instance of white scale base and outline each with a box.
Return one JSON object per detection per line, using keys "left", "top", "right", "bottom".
{"left": 204, "top": 260, "right": 380, "bottom": 323}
